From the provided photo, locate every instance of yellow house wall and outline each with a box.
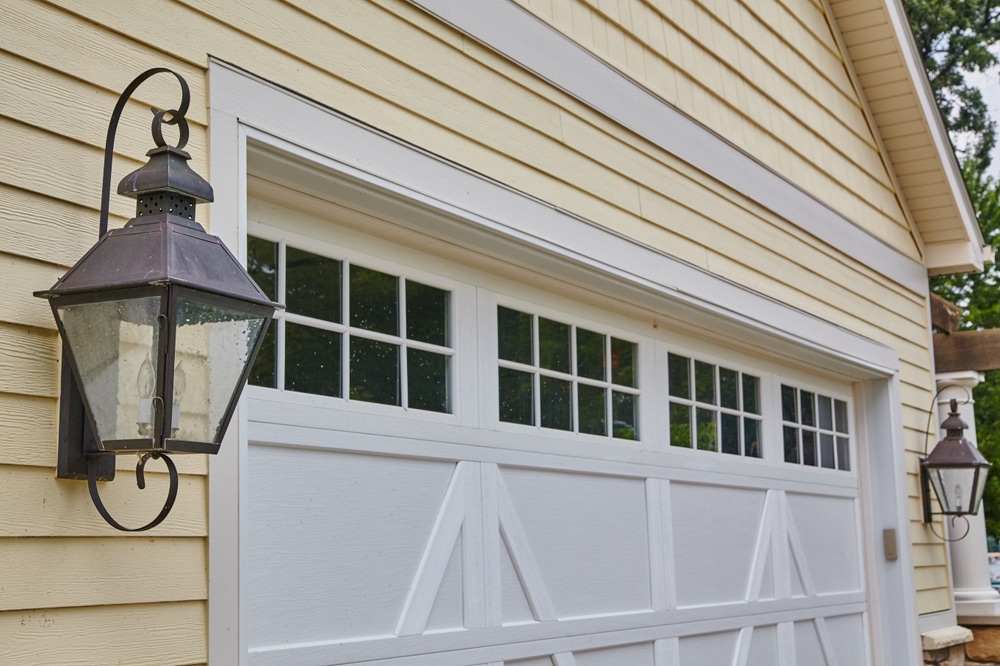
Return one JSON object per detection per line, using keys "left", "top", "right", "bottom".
{"left": 0, "top": 1, "right": 948, "bottom": 661}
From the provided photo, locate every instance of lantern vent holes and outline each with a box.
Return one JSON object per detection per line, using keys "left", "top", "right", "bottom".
{"left": 137, "top": 193, "right": 196, "bottom": 220}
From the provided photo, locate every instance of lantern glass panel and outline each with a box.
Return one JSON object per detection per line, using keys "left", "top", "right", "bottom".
{"left": 56, "top": 295, "right": 162, "bottom": 448}
{"left": 928, "top": 466, "right": 985, "bottom": 515}
{"left": 171, "top": 296, "right": 267, "bottom": 444}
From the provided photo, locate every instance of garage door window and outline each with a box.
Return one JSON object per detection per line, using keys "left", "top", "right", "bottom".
{"left": 247, "top": 236, "right": 452, "bottom": 412}
{"left": 667, "top": 353, "right": 762, "bottom": 457}
{"left": 782, "top": 384, "right": 851, "bottom": 470}
{"left": 497, "top": 305, "right": 639, "bottom": 439}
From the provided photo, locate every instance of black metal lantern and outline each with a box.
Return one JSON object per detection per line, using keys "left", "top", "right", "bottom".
{"left": 921, "top": 398, "right": 991, "bottom": 525}
{"left": 35, "top": 69, "right": 279, "bottom": 531}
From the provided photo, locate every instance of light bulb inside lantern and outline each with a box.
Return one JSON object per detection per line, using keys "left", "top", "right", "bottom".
{"left": 136, "top": 353, "right": 156, "bottom": 437}
{"left": 955, "top": 485, "right": 964, "bottom": 514}
{"left": 171, "top": 361, "right": 186, "bottom": 437}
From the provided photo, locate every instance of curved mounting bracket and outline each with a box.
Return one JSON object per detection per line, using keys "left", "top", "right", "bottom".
{"left": 56, "top": 68, "right": 191, "bottom": 531}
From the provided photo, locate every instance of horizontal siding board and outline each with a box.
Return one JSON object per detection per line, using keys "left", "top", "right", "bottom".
{"left": 0, "top": 323, "right": 58, "bottom": 397}
{"left": 2, "top": 0, "right": 207, "bottom": 125}
{"left": 516, "top": 0, "right": 918, "bottom": 260}
{"left": 0, "top": 393, "right": 57, "bottom": 467}
{"left": 0, "top": 537, "right": 206, "bottom": 611}
{"left": 2, "top": 253, "right": 65, "bottom": 329}
{"left": 917, "top": 587, "right": 953, "bottom": 615}
{"left": 0, "top": 184, "right": 105, "bottom": 267}
{"left": 0, "top": 117, "right": 148, "bottom": 223}
{"left": 0, "top": 53, "right": 207, "bottom": 168}
{"left": 0, "top": 601, "right": 206, "bottom": 666}
{"left": 0, "top": 465, "right": 205, "bottom": 537}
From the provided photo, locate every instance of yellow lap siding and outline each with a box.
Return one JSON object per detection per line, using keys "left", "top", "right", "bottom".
{"left": 0, "top": 601, "right": 206, "bottom": 666}
{"left": 0, "top": 537, "right": 206, "bottom": 610}
{"left": 0, "top": 465, "right": 205, "bottom": 537}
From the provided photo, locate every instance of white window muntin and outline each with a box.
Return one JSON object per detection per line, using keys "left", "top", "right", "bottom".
{"left": 245, "top": 221, "right": 467, "bottom": 421}
{"left": 246, "top": 221, "right": 857, "bottom": 467}
{"left": 658, "top": 339, "right": 856, "bottom": 473}
{"left": 482, "top": 291, "right": 651, "bottom": 446}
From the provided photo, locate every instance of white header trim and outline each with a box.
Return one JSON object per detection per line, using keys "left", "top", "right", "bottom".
{"left": 412, "top": 0, "right": 931, "bottom": 293}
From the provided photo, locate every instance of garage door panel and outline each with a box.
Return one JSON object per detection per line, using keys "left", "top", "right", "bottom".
{"left": 499, "top": 467, "right": 651, "bottom": 619}
{"left": 785, "top": 493, "right": 862, "bottom": 595}
{"left": 426, "top": 537, "right": 466, "bottom": 633}
{"left": 679, "top": 630, "right": 741, "bottom": 664}
{"left": 825, "top": 613, "right": 869, "bottom": 665}
{"left": 670, "top": 483, "right": 766, "bottom": 607}
{"left": 574, "top": 641, "right": 655, "bottom": 665}
{"left": 745, "top": 624, "right": 780, "bottom": 665}
{"left": 247, "top": 446, "right": 458, "bottom": 646}
{"left": 500, "top": 534, "right": 536, "bottom": 625}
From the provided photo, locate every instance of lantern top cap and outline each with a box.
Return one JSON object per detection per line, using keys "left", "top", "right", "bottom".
{"left": 117, "top": 144, "right": 214, "bottom": 204}
{"left": 941, "top": 398, "right": 969, "bottom": 433}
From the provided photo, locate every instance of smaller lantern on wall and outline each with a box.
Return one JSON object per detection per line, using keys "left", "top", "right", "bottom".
{"left": 921, "top": 398, "right": 991, "bottom": 539}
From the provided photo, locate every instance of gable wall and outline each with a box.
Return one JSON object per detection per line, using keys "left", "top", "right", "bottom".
{"left": 0, "top": 1, "right": 947, "bottom": 661}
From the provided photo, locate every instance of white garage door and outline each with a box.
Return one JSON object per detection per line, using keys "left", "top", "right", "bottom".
{"left": 240, "top": 209, "right": 871, "bottom": 666}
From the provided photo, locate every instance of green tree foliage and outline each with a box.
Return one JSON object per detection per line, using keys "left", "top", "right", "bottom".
{"left": 905, "top": 0, "right": 1000, "bottom": 168}
{"left": 903, "top": 0, "right": 1000, "bottom": 535}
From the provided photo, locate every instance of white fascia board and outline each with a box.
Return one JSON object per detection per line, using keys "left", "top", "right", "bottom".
{"left": 209, "top": 59, "right": 898, "bottom": 378}
{"left": 884, "top": 0, "right": 986, "bottom": 272}
{"left": 926, "top": 241, "right": 989, "bottom": 277}
{"left": 411, "top": 0, "right": 929, "bottom": 294}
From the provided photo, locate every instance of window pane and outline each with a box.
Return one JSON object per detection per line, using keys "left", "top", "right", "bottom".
{"left": 498, "top": 307, "right": 532, "bottom": 364}
{"left": 578, "top": 384, "right": 606, "bottom": 435}
{"left": 837, "top": 437, "right": 851, "bottom": 471}
{"left": 612, "top": 391, "right": 637, "bottom": 440}
{"left": 721, "top": 412, "right": 739, "bottom": 455}
{"left": 802, "top": 430, "right": 817, "bottom": 466}
{"left": 800, "top": 391, "right": 815, "bottom": 427}
{"left": 696, "top": 408, "right": 717, "bottom": 451}
{"left": 408, "top": 349, "right": 448, "bottom": 413}
{"left": 695, "top": 361, "right": 715, "bottom": 404}
{"left": 781, "top": 385, "right": 797, "bottom": 422}
{"left": 576, "top": 329, "right": 605, "bottom": 380}
{"left": 820, "top": 433, "right": 835, "bottom": 469}
{"left": 743, "top": 374, "right": 760, "bottom": 414}
{"left": 784, "top": 426, "right": 799, "bottom": 463}
{"left": 247, "top": 236, "right": 277, "bottom": 301}
{"left": 670, "top": 403, "right": 691, "bottom": 447}
{"left": 406, "top": 281, "right": 448, "bottom": 346}
{"left": 249, "top": 323, "right": 277, "bottom": 388}
{"left": 287, "top": 246, "right": 342, "bottom": 323}
{"left": 835, "top": 400, "right": 849, "bottom": 434}
{"left": 539, "top": 318, "right": 570, "bottom": 373}
{"left": 719, "top": 367, "right": 739, "bottom": 410}
{"left": 818, "top": 395, "right": 833, "bottom": 430}
{"left": 285, "top": 323, "right": 341, "bottom": 397}
{"left": 499, "top": 368, "right": 533, "bottom": 425}
{"left": 350, "top": 265, "right": 398, "bottom": 335}
{"left": 350, "top": 337, "right": 399, "bottom": 405}
{"left": 611, "top": 338, "right": 637, "bottom": 388}
{"left": 668, "top": 354, "right": 690, "bottom": 399}
{"left": 540, "top": 376, "right": 572, "bottom": 431}
{"left": 745, "top": 418, "right": 761, "bottom": 458}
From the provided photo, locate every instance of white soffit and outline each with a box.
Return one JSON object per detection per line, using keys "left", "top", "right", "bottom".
{"left": 210, "top": 59, "right": 898, "bottom": 377}
{"left": 881, "top": 0, "right": 986, "bottom": 273}
{"left": 412, "top": 0, "right": 930, "bottom": 294}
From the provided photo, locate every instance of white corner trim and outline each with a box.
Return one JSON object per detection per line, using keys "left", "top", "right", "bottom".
{"left": 208, "top": 59, "right": 899, "bottom": 379}
{"left": 883, "top": 0, "right": 985, "bottom": 268}
{"left": 410, "top": 0, "right": 930, "bottom": 294}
